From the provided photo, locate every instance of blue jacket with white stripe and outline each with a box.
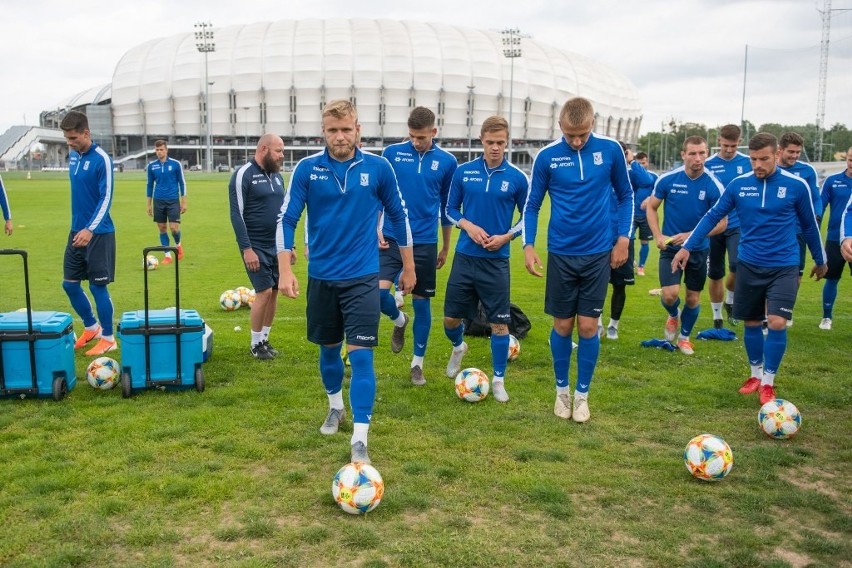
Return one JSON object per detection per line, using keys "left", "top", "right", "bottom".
{"left": 68, "top": 142, "right": 114, "bottom": 234}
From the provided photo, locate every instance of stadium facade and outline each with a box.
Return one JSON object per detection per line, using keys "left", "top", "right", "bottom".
{"left": 4, "top": 18, "right": 642, "bottom": 171}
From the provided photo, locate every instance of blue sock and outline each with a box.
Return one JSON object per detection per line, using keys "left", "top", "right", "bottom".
{"left": 379, "top": 288, "right": 400, "bottom": 319}
{"left": 822, "top": 279, "right": 838, "bottom": 319}
{"left": 639, "top": 242, "right": 649, "bottom": 267}
{"left": 348, "top": 348, "right": 376, "bottom": 424}
{"left": 662, "top": 297, "right": 680, "bottom": 317}
{"left": 743, "top": 325, "right": 765, "bottom": 368}
{"left": 88, "top": 284, "right": 114, "bottom": 336}
{"left": 159, "top": 232, "right": 169, "bottom": 247}
{"left": 319, "top": 344, "right": 344, "bottom": 395}
{"left": 680, "top": 304, "right": 699, "bottom": 337}
{"left": 550, "top": 328, "right": 573, "bottom": 389}
{"left": 172, "top": 230, "right": 181, "bottom": 245}
{"left": 491, "top": 332, "right": 510, "bottom": 380}
{"left": 764, "top": 328, "right": 787, "bottom": 376}
{"left": 576, "top": 335, "right": 600, "bottom": 394}
{"left": 444, "top": 322, "right": 465, "bottom": 348}
{"left": 62, "top": 281, "right": 96, "bottom": 327}
{"left": 412, "top": 298, "right": 431, "bottom": 357}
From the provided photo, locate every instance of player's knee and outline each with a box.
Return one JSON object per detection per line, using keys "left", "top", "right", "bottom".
{"left": 61, "top": 280, "right": 81, "bottom": 294}
{"left": 444, "top": 316, "right": 462, "bottom": 329}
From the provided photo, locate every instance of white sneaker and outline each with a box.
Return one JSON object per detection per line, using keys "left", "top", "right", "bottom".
{"left": 554, "top": 393, "right": 572, "bottom": 419}
{"left": 446, "top": 341, "right": 469, "bottom": 378}
{"left": 597, "top": 323, "right": 604, "bottom": 339}
{"left": 819, "top": 318, "right": 832, "bottom": 330}
{"left": 394, "top": 290, "right": 404, "bottom": 309}
{"left": 492, "top": 380, "right": 509, "bottom": 403}
{"left": 572, "top": 396, "right": 590, "bottom": 423}
{"left": 786, "top": 318, "right": 793, "bottom": 327}
{"left": 606, "top": 326, "right": 619, "bottom": 340}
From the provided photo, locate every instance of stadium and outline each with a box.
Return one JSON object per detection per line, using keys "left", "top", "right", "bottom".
{"left": 0, "top": 18, "right": 642, "bottom": 171}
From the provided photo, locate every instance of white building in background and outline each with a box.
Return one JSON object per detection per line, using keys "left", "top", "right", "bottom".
{"left": 37, "top": 18, "right": 642, "bottom": 170}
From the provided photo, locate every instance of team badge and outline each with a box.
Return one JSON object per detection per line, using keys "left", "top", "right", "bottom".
{"left": 431, "top": 160, "right": 439, "bottom": 171}
{"left": 168, "top": 165, "right": 172, "bottom": 171}
{"left": 83, "top": 161, "right": 90, "bottom": 171}
{"left": 777, "top": 187, "right": 787, "bottom": 198}
{"left": 737, "top": 166, "right": 743, "bottom": 174}
{"left": 500, "top": 181, "right": 509, "bottom": 192}
{"left": 593, "top": 152, "right": 603, "bottom": 165}
{"left": 360, "top": 173, "right": 369, "bottom": 186}
{"left": 698, "top": 190, "right": 706, "bottom": 200}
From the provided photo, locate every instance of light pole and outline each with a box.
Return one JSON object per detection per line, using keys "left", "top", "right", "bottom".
{"left": 243, "top": 106, "right": 250, "bottom": 162}
{"left": 501, "top": 28, "right": 523, "bottom": 162}
{"left": 194, "top": 21, "right": 215, "bottom": 172}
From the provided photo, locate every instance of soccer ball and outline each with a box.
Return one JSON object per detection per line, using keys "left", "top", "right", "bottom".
{"left": 86, "top": 356, "right": 121, "bottom": 390}
{"left": 508, "top": 334, "right": 520, "bottom": 362}
{"left": 332, "top": 462, "right": 385, "bottom": 515}
{"left": 235, "top": 286, "right": 252, "bottom": 307}
{"left": 758, "top": 399, "right": 801, "bottom": 439}
{"left": 683, "top": 433, "right": 734, "bottom": 481}
{"left": 246, "top": 289, "right": 256, "bottom": 307}
{"left": 145, "top": 254, "right": 159, "bottom": 270}
{"left": 219, "top": 289, "right": 242, "bottom": 311}
{"left": 454, "top": 368, "right": 490, "bottom": 402}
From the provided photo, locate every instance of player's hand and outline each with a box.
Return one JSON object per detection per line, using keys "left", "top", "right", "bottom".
{"left": 278, "top": 272, "right": 299, "bottom": 298}
{"left": 524, "top": 245, "right": 543, "bottom": 277}
{"left": 146, "top": 205, "right": 153, "bottom": 217}
{"left": 4, "top": 220, "right": 12, "bottom": 236}
{"left": 436, "top": 247, "right": 449, "bottom": 269}
{"left": 810, "top": 263, "right": 827, "bottom": 281}
{"left": 671, "top": 248, "right": 690, "bottom": 272}
{"left": 655, "top": 235, "right": 670, "bottom": 250}
{"left": 640, "top": 197, "right": 649, "bottom": 211}
{"left": 841, "top": 239, "right": 852, "bottom": 263}
{"left": 462, "top": 221, "right": 489, "bottom": 247}
{"left": 242, "top": 248, "right": 260, "bottom": 272}
{"left": 482, "top": 233, "right": 510, "bottom": 252}
{"left": 668, "top": 232, "right": 687, "bottom": 247}
{"left": 610, "top": 237, "right": 629, "bottom": 268}
{"left": 289, "top": 250, "right": 297, "bottom": 265}
{"left": 71, "top": 228, "right": 93, "bottom": 247}
{"left": 377, "top": 227, "right": 389, "bottom": 250}
{"left": 398, "top": 267, "right": 416, "bottom": 295}
{"left": 180, "top": 200, "right": 187, "bottom": 214}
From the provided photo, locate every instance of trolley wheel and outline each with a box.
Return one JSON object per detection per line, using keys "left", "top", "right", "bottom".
{"left": 194, "top": 367, "right": 205, "bottom": 393}
{"left": 52, "top": 375, "right": 68, "bottom": 401}
{"left": 121, "top": 371, "right": 132, "bottom": 398}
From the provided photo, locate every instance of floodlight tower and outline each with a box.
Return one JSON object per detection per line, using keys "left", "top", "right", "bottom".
{"left": 194, "top": 22, "right": 215, "bottom": 172}
{"left": 501, "top": 28, "right": 524, "bottom": 161}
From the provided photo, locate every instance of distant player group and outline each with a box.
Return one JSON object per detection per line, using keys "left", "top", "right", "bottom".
{"left": 3, "top": 99, "right": 850, "bottom": 468}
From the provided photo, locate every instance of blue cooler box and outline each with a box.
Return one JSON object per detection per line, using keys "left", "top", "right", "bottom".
{"left": 0, "top": 311, "right": 77, "bottom": 400}
{"left": 118, "top": 308, "right": 205, "bottom": 396}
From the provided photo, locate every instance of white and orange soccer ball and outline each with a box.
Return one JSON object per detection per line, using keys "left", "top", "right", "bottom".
{"left": 235, "top": 286, "right": 252, "bottom": 307}
{"left": 86, "top": 356, "right": 121, "bottom": 390}
{"left": 332, "top": 462, "right": 385, "bottom": 515}
{"left": 454, "top": 368, "right": 490, "bottom": 402}
{"left": 683, "top": 433, "right": 734, "bottom": 481}
{"left": 508, "top": 334, "right": 520, "bottom": 362}
{"left": 759, "top": 399, "right": 801, "bottom": 439}
{"left": 145, "top": 254, "right": 159, "bottom": 270}
{"left": 219, "top": 290, "right": 242, "bottom": 311}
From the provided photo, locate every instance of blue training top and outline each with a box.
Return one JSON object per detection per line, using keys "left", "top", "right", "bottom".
{"left": 683, "top": 168, "right": 825, "bottom": 267}
{"left": 0, "top": 174, "right": 10, "bottom": 221}
{"left": 146, "top": 157, "right": 187, "bottom": 200}
{"left": 779, "top": 160, "right": 822, "bottom": 233}
{"left": 445, "top": 155, "right": 528, "bottom": 259}
{"left": 630, "top": 162, "right": 657, "bottom": 221}
{"left": 228, "top": 159, "right": 286, "bottom": 251}
{"left": 705, "top": 151, "right": 751, "bottom": 229}
{"left": 820, "top": 169, "right": 852, "bottom": 242}
{"left": 652, "top": 166, "right": 724, "bottom": 251}
{"left": 68, "top": 141, "right": 114, "bottom": 234}
{"left": 279, "top": 147, "right": 412, "bottom": 281}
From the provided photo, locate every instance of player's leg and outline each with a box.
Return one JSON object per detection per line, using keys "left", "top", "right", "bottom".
{"left": 152, "top": 199, "right": 172, "bottom": 263}
{"left": 545, "top": 253, "right": 578, "bottom": 419}
{"left": 735, "top": 261, "right": 769, "bottom": 395}
{"left": 307, "top": 277, "right": 347, "bottom": 435}
{"left": 245, "top": 248, "right": 277, "bottom": 359}
{"left": 636, "top": 217, "right": 652, "bottom": 275}
{"left": 760, "top": 266, "right": 801, "bottom": 404}
{"left": 820, "top": 241, "right": 845, "bottom": 330}
{"left": 676, "top": 250, "right": 709, "bottom": 355}
{"left": 724, "top": 228, "right": 740, "bottom": 325}
{"left": 378, "top": 240, "right": 408, "bottom": 353}
{"left": 409, "top": 244, "right": 438, "bottom": 385}
{"left": 708, "top": 233, "right": 726, "bottom": 329}
{"left": 477, "top": 258, "right": 512, "bottom": 402}
{"left": 659, "top": 248, "right": 683, "bottom": 342}
{"left": 607, "top": 241, "right": 634, "bottom": 340}
{"left": 443, "top": 254, "right": 475, "bottom": 378}
{"left": 62, "top": 233, "right": 100, "bottom": 348}
{"left": 572, "top": 251, "right": 611, "bottom": 422}
{"left": 83, "top": 233, "right": 118, "bottom": 356}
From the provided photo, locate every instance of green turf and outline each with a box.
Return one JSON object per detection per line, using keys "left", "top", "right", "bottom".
{"left": 0, "top": 170, "right": 849, "bottom": 567}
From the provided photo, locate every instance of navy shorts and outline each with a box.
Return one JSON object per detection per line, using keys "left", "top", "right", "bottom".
{"left": 659, "top": 247, "right": 708, "bottom": 291}
{"left": 378, "top": 240, "right": 438, "bottom": 297}
{"left": 153, "top": 199, "right": 181, "bottom": 224}
{"left": 825, "top": 240, "right": 852, "bottom": 280}
{"left": 796, "top": 234, "right": 806, "bottom": 276}
{"left": 243, "top": 245, "right": 279, "bottom": 293}
{"left": 633, "top": 217, "right": 653, "bottom": 241}
{"left": 708, "top": 227, "right": 740, "bottom": 280}
{"left": 734, "top": 261, "right": 799, "bottom": 322}
{"left": 306, "top": 274, "right": 380, "bottom": 347}
{"left": 63, "top": 231, "right": 115, "bottom": 285}
{"left": 444, "top": 253, "right": 511, "bottom": 324}
{"left": 545, "top": 251, "right": 610, "bottom": 319}
{"left": 610, "top": 240, "right": 635, "bottom": 286}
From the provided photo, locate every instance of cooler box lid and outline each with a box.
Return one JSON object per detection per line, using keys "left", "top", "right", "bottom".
{"left": 119, "top": 308, "right": 204, "bottom": 330}
{"left": 0, "top": 311, "right": 74, "bottom": 334}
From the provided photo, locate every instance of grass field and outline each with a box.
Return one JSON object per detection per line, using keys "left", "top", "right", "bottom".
{"left": 0, "top": 170, "right": 850, "bottom": 568}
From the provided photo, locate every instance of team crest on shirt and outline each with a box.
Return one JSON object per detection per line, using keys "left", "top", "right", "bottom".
{"left": 83, "top": 161, "right": 90, "bottom": 171}
{"left": 360, "top": 173, "right": 369, "bottom": 186}
{"left": 431, "top": 160, "right": 439, "bottom": 171}
{"left": 737, "top": 166, "right": 743, "bottom": 174}
{"left": 500, "top": 181, "right": 509, "bottom": 192}
{"left": 593, "top": 152, "right": 603, "bottom": 165}
{"left": 778, "top": 187, "right": 787, "bottom": 198}
{"left": 698, "top": 190, "right": 706, "bottom": 200}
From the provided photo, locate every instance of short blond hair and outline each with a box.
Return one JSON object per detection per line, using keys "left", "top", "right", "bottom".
{"left": 323, "top": 99, "right": 358, "bottom": 122}
{"left": 559, "top": 97, "right": 594, "bottom": 128}
{"left": 480, "top": 115, "right": 509, "bottom": 137}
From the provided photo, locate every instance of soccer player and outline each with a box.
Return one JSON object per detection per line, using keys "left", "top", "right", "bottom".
{"left": 777, "top": 132, "right": 822, "bottom": 327}
{"left": 229, "top": 133, "right": 292, "bottom": 360}
{"left": 146, "top": 140, "right": 187, "bottom": 264}
{"left": 442, "top": 115, "right": 528, "bottom": 403}
{"left": 523, "top": 97, "right": 633, "bottom": 423}
{"left": 632, "top": 151, "right": 658, "bottom": 277}
{"left": 277, "top": 99, "right": 415, "bottom": 465}
{"left": 646, "top": 136, "right": 726, "bottom": 355}
{"left": 817, "top": 146, "right": 852, "bottom": 330}
{"left": 672, "top": 133, "right": 826, "bottom": 405}
{"left": 842, "top": 195, "right": 852, "bottom": 262}
{"left": 379, "top": 107, "right": 457, "bottom": 385}
{"left": 59, "top": 110, "right": 118, "bottom": 356}
{"left": 705, "top": 124, "right": 752, "bottom": 328}
{"left": 0, "top": 174, "right": 12, "bottom": 235}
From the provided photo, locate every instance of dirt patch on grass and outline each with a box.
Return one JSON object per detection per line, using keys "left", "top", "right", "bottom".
{"left": 787, "top": 466, "right": 844, "bottom": 503}
{"left": 774, "top": 547, "right": 814, "bottom": 568}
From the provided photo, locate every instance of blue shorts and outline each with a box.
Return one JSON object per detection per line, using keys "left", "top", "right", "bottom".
{"left": 545, "top": 251, "right": 610, "bottom": 319}
{"left": 610, "top": 240, "right": 635, "bottom": 286}
{"left": 825, "top": 240, "right": 852, "bottom": 280}
{"left": 633, "top": 217, "right": 652, "bottom": 241}
{"left": 708, "top": 227, "right": 740, "bottom": 280}
{"left": 306, "top": 274, "right": 380, "bottom": 347}
{"left": 378, "top": 240, "right": 438, "bottom": 297}
{"left": 153, "top": 199, "right": 181, "bottom": 224}
{"left": 444, "top": 253, "right": 511, "bottom": 324}
{"left": 659, "top": 247, "right": 708, "bottom": 291}
{"left": 243, "top": 245, "right": 279, "bottom": 293}
{"left": 63, "top": 231, "right": 115, "bottom": 285}
{"left": 734, "top": 261, "right": 799, "bottom": 322}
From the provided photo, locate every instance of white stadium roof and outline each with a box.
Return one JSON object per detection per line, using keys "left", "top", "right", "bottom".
{"left": 109, "top": 18, "right": 642, "bottom": 142}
